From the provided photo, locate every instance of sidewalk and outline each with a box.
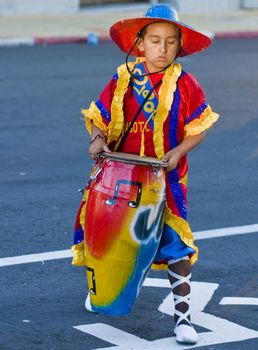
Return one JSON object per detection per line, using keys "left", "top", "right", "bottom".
{"left": 1, "top": 3, "right": 258, "bottom": 46}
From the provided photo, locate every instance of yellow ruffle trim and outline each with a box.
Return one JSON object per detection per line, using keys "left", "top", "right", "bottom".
{"left": 151, "top": 206, "right": 198, "bottom": 271}
{"left": 179, "top": 172, "right": 188, "bottom": 186}
{"left": 108, "top": 62, "right": 134, "bottom": 144}
{"left": 184, "top": 105, "right": 219, "bottom": 137}
{"left": 82, "top": 59, "right": 184, "bottom": 153}
{"left": 166, "top": 206, "right": 198, "bottom": 266}
{"left": 71, "top": 241, "right": 86, "bottom": 266}
{"left": 151, "top": 262, "right": 168, "bottom": 270}
{"left": 79, "top": 197, "right": 87, "bottom": 228}
{"left": 154, "top": 63, "right": 182, "bottom": 159}
{"left": 71, "top": 191, "right": 89, "bottom": 267}
{"left": 82, "top": 102, "right": 108, "bottom": 137}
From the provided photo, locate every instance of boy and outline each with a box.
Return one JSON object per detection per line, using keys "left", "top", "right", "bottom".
{"left": 72, "top": 4, "right": 219, "bottom": 345}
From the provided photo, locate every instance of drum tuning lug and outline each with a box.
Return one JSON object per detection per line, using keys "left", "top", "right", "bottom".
{"left": 90, "top": 165, "right": 102, "bottom": 181}
{"left": 152, "top": 167, "right": 160, "bottom": 183}
{"left": 78, "top": 178, "right": 92, "bottom": 193}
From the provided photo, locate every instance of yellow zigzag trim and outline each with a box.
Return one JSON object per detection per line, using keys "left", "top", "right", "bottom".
{"left": 82, "top": 102, "right": 108, "bottom": 137}
{"left": 184, "top": 105, "right": 219, "bottom": 137}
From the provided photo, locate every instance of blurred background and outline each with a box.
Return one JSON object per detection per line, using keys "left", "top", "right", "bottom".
{"left": 0, "top": 1, "right": 258, "bottom": 350}
{"left": 1, "top": 0, "right": 258, "bottom": 41}
{"left": 0, "top": 0, "right": 258, "bottom": 14}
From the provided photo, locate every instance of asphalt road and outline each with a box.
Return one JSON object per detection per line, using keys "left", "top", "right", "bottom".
{"left": 0, "top": 39, "right": 258, "bottom": 350}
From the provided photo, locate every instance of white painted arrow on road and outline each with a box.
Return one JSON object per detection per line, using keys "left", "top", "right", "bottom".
{"left": 74, "top": 278, "right": 258, "bottom": 349}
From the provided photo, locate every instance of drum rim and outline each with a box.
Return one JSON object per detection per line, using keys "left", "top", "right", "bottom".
{"left": 100, "top": 152, "right": 168, "bottom": 168}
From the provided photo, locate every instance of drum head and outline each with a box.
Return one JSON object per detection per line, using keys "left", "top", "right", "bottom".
{"left": 100, "top": 152, "right": 168, "bottom": 168}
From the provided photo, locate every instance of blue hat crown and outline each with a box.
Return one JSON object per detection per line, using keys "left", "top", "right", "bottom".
{"left": 145, "top": 4, "right": 180, "bottom": 22}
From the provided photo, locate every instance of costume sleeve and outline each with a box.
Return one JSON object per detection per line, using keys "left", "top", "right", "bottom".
{"left": 180, "top": 73, "right": 219, "bottom": 137}
{"left": 81, "top": 74, "right": 118, "bottom": 137}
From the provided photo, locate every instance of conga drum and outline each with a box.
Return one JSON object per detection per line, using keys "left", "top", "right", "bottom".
{"left": 84, "top": 152, "right": 167, "bottom": 315}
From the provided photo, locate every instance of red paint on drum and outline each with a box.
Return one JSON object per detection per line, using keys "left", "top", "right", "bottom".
{"left": 85, "top": 159, "right": 153, "bottom": 258}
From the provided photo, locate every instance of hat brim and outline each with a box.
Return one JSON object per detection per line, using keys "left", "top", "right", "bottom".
{"left": 110, "top": 17, "right": 211, "bottom": 57}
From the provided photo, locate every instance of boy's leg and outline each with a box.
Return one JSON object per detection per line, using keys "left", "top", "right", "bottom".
{"left": 168, "top": 256, "right": 198, "bottom": 344}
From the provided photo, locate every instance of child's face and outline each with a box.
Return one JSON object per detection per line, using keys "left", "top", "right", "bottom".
{"left": 138, "top": 22, "right": 181, "bottom": 73}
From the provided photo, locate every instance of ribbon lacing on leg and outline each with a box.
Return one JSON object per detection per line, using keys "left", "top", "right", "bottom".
{"left": 168, "top": 269, "right": 192, "bottom": 327}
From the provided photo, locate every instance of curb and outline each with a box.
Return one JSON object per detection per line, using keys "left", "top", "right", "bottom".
{"left": 1, "top": 31, "right": 258, "bottom": 47}
{"left": 0, "top": 35, "right": 110, "bottom": 47}
{"left": 35, "top": 34, "right": 111, "bottom": 45}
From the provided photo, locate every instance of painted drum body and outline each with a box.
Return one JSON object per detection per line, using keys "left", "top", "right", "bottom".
{"left": 85, "top": 152, "right": 166, "bottom": 315}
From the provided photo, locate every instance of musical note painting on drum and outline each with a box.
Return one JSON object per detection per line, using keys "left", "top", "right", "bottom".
{"left": 84, "top": 152, "right": 167, "bottom": 315}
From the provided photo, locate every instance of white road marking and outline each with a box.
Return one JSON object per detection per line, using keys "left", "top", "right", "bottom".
{"left": 194, "top": 223, "right": 258, "bottom": 240}
{"left": 0, "top": 250, "right": 72, "bottom": 267}
{"left": 0, "top": 223, "right": 257, "bottom": 267}
{"left": 143, "top": 278, "right": 170, "bottom": 288}
{"left": 74, "top": 324, "right": 149, "bottom": 347}
{"left": 74, "top": 279, "right": 258, "bottom": 350}
{"left": 220, "top": 297, "right": 258, "bottom": 306}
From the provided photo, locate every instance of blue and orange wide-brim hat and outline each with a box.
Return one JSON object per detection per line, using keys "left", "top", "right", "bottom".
{"left": 110, "top": 4, "right": 212, "bottom": 57}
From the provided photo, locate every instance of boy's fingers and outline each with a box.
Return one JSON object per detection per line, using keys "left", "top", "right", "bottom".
{"left": 103, "top": 144, "right": 111, "bottom": 153}
{"left": 162, "top": 155, "right": 169, "bottom": 162}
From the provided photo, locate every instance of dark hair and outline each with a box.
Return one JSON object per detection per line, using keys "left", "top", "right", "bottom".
{"left": 139, "top": 21, "right": 181, "bottom": 39}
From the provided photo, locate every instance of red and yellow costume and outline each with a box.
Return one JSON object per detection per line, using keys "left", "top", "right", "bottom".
{"left": 72, "top": 58, "right": 219, "bottom": 270}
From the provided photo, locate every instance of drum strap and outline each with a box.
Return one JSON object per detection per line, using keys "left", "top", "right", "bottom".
{"left": 115, "top": 79, "right": 162, "bottom": 151}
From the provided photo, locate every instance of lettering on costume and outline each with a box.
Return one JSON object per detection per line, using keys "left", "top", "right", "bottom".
{"left": 124, "top": 121, "right": 151, "bottom": 134}
{"left": 133, "top": 67, "right": 156, "bottom": 115}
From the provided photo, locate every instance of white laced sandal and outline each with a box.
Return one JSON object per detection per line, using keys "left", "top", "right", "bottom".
{"left": 85, "top": 293, "right": 97, "bottom": 313}
{"left": 168, "top": 269, "right": 199, "bottom": 344}
{"left": 174, "top": 323, "right": 198, "bottom": 345}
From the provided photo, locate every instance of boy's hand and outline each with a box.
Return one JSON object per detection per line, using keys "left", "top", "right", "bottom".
{"left": 89, "top": 136, "right": 110, "bottom": 159}
{"left": 162, "top": 132, "right": 206, "bottom": 172}
{"left": 162, "top": 149, "right": 181, "bottom": 172}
